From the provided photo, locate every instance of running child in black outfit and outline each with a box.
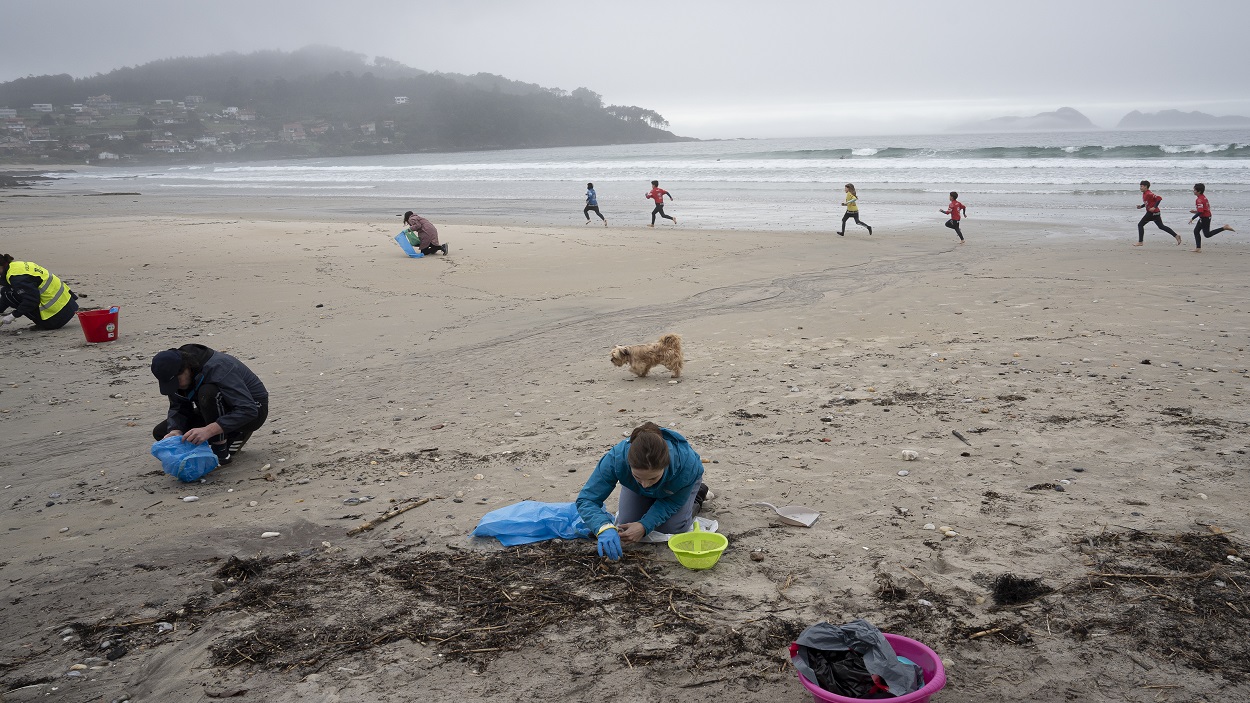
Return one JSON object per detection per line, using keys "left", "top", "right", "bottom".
{"left": 1187, "top": 183, "right": 1235, "bottom": 253}
{"left": 940, "top": 191, "right": 966, "bottom": 245}
{"left": 1133, "top": 180, "right": 1181, "bottom": 247}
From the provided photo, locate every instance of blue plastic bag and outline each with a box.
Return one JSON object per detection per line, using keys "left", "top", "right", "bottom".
{"left": 395, "top": 232, "right": 424, "bottom": 258}
{"left": 471, "top": 501, "right": 591, "bottom": 546}
{"left": 151, "top": 436, "right": 220, "bottom": 482}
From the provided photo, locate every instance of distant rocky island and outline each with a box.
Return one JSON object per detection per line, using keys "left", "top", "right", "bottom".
{"left": 948, "top": 107, "right": 1098, "bottom": 133}
{"left": 1117, "top": 109, "right": 1250, "bottom": 129}
{"left": 948, "top": 106, "right": 1250, "bottom": 134}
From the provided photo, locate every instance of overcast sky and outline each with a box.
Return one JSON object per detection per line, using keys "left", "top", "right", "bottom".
{"left": 3, "top": 0, "right": 1249, "bottom": 138}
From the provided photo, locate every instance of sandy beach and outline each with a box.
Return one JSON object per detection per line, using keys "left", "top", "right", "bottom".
{"left": 2, "top": 188, "right": 1248, "bottom": 703}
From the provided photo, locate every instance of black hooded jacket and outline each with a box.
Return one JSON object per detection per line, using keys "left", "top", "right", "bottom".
{"left": 165, "top": 344, "right": 269, "bottom": 434}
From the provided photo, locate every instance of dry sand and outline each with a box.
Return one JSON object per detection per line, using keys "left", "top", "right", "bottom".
{"left": 1, "top": 189, "right": 1249, "bottom": 703}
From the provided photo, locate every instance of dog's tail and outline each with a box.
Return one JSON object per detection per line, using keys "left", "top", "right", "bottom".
{"left": 659, "top": 333, "right": 682, "bottom": 351}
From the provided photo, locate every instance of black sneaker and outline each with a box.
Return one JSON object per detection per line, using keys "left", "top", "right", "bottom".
{"left": 694, "top": 483, "right": 711, "bottom": 512}
{"left": 867, "top": 226, "right": 873, "bottom": 235}
{"left": 211, "top": 443, "right": 233, "bottom": 466}
{"left": 441, "top": 244, "right": 449, "bottom": 255}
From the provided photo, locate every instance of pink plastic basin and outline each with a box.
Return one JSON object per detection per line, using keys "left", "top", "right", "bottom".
{"left": 790, "top": 634, "right": 947, "bottom": 703}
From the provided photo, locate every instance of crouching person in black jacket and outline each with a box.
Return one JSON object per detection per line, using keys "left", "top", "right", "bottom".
{"left": 150, "top": 344, "right": 269, "bottom": 465}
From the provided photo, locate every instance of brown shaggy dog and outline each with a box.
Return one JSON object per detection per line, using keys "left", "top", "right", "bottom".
{"left": 610, "top": 333, "right": 683, "bottom": 378}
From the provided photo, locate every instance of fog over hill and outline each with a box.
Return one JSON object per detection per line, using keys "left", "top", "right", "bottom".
{"left": 1117, "top": 109, "right": 1250, "bottom": 130}
{"left": 0, "top": 45, "right": 688, "bottom": 158}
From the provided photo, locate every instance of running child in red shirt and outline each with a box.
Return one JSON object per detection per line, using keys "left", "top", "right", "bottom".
{"left": 645, "top": 180, "right": 677, "bottom": 227}
{"left": 1133, "top": 180, "right": 1181, "bottom": 247}
{"left": 940, "top": 191, "right": 966, "bottom": 244}
{"left": 1187, "top": 183, "right": 1235, "bottom": 253}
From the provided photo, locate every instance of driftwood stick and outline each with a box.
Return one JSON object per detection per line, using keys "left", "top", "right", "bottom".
{"left": 968, "top": 627, "right": 1004, "bottom": 640}
{"left": 1087, "top": 566, "right": 1217, "bottom": 580}
{"left": 901, "top": 565, "right": 929, "bottom": 589}
{"left": 347, "top": 497, "right": 431, "bottom": 536}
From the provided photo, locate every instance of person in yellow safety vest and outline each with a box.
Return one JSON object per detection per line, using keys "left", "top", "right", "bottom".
{"left": 0, "top": 254, "right": 79, "bottom": 331}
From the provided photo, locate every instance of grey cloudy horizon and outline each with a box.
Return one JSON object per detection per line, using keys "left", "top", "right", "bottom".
{"left": 3, "top": 0, "right": 1248, "bottom": 138}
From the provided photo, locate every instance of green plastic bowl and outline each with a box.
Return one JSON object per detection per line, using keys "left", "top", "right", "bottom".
{"left": 667, "top": 521, "right": 728, "bottom": 570}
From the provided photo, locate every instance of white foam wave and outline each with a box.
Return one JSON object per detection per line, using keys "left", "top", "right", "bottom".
{"left": 157, "top": 184, "right": 376, "bottom": 190}
{"left": 1159, "top": 143, "right": 1229, "bottom": 154}
{"left": 851, "top": 148, "right": 879, "bottom": 156}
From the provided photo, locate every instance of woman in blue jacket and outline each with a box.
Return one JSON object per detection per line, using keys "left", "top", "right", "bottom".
{"left": 576, "top": 422, "right": 709, "bottom": 560}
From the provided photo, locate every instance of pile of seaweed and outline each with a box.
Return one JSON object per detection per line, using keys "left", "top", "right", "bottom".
{"left": 194, "top": 542, "right": 800, "bottom": 685}
{"left": 872, "top": 529, "right": 1250, "bottom": 681}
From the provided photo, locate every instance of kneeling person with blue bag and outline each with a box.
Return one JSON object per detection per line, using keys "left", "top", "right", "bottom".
{"left": 576, "top": 422, "right": 710, "bottom": 560}
{"left": 402, "top": 211, "right": 448, "bottom": 256}
{"left": 151, "top": 344, "right": 269, "bottom": 466}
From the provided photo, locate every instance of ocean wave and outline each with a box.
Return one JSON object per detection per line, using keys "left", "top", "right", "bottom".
{"left": 704, "top": 143, "right": 1248, "bottom": 161}
{"left": 1158, "top": 143, "right": 1232, "bottom": 154}
{"left": 735, "top": 148, "right": 854, "bottom": 159}
{"left": 921, "top": 188, "right": 1082, "bottom": 195}
{"left": 156, "top": 183, "right": 376, "bottom": 190}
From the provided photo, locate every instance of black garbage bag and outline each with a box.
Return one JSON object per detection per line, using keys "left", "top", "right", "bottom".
{"left": 791, "top": 619, "right": 924, "bottom": 698}
{"left": 807, "top": 648, "right": 883, "bottom": 698}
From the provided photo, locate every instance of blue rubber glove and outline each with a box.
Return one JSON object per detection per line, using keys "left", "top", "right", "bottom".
{"left": 597, "top": 526, "right": 623, "bottom": 560}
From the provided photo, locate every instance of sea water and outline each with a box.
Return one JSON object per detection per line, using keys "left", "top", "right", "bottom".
{"left": 56, "top": 129, "right": 1250, "bottom": 235}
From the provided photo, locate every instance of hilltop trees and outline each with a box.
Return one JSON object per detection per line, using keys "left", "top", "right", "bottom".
{"left": 606, "top": 105, "right": 670, "bottom": 129}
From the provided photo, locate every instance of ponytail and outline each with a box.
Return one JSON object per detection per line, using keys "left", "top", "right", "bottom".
{"left": 627, "top": 422, "right": 669, "bottom": 471}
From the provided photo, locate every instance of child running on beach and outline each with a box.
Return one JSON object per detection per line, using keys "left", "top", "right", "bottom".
{"left": 1187, "top": 183, "right": 1235, "bottom": 253}
{"left": 837, "top": 184, "right": 872, "bottom": 236}
{"left": 1134, "top": 180, "right": 1181, "bottom": 247}
{"left": 584, "top": 182, "right": 607, "bottom": 226}
{"left": 940, "top": 192, "right": 966, "bottom": 244}
{"left": 645, "top": 180, "right": 677, "bottom": 227}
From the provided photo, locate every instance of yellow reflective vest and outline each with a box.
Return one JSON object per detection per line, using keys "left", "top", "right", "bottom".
{"left": 5, "top": 261, "right": 73, "bottom": 320}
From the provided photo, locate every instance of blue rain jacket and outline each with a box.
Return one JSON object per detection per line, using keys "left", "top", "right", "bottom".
{"left": 576, "top": 428, "right": 703, "bottom": 534}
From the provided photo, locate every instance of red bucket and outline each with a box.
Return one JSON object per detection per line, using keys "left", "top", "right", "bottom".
{"left": 77, "top": 307, "right": 119, "bottom": 343}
